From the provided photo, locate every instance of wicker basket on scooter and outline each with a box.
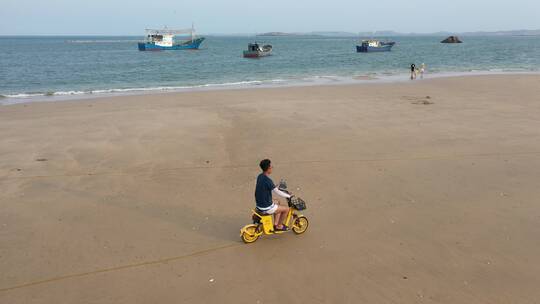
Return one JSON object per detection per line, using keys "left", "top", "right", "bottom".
{"left": 289, "top": 196, "right": 307, "bottom": 210}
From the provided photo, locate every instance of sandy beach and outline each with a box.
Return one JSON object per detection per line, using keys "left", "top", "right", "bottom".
{"left": 1, "top": 74, "right": 540, "bottom": 303}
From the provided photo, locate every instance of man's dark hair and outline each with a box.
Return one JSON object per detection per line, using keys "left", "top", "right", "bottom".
{"left": 259, "top": 159, "right": 271, "bottom": 172}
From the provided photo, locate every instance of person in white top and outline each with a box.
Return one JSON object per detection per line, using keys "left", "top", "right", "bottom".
{"left": 420, "top": 63, "right": 426, "bottom": 79}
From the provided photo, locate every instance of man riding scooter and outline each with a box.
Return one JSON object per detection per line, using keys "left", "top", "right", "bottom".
{"left": 255, "top": 159, "right": 292, "bottom": 231}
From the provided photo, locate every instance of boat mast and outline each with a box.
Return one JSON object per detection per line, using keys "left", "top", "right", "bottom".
{"left": 191, "top": 22, "right": 195, "bottom": 41}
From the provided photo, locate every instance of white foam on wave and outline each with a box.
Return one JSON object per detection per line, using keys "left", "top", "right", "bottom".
{"left": 0, "top": 79, "right": 292, "bottom": 104}
{"left": 2, "top": 92, "right": 45, "bottom": 98}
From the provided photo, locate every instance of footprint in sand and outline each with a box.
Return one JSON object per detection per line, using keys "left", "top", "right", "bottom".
{"left": 402, "top": 95, "right": 434, "bottom": 105}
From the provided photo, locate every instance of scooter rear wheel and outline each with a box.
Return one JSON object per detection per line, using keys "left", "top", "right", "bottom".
{"left": 241, "top": 224, "right": 260, "bottom": 243}
{"left": 292, "top": 216, "right": 309, "bottom": 234}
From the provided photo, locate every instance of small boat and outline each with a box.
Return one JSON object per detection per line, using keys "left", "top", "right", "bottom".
{"left": 138, "top": 26, "right": 205, "bottom": 51}
{"left": 356, "top": 39, "right": 395, "bottom": 53}
{"left": 441, "top": 36, "right": 462, "bottom": 43}
{"left": 243, "top": 43, "right": 272, "bottom": 58}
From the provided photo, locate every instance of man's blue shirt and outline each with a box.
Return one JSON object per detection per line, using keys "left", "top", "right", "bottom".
{"left": 255, "top": 173, "right": 275, "bottom": 209}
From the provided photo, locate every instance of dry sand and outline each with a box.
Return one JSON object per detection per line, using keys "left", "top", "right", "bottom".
{"left": 1, "top": 74, "right": 540, "bottom": 303}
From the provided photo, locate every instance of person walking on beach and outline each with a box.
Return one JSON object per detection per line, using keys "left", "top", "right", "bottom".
{"left": 255, "top": 159, "right": 292, "bottom": 231}
{"left": 420, "top": 63, "right": 426, "bottom": 79}
{"left": 410, "top": 63, "right": 417, "bottom": 80}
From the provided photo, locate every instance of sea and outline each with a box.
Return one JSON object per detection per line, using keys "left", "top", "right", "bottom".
{"left": 1, "top": 35, "right": 539, "bottom": 104}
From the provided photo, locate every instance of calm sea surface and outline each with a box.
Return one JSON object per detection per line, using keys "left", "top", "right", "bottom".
{"left": 1, "top": 35, "right": 539, "bottom": 103}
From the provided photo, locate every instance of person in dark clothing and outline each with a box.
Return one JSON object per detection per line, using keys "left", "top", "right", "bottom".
{"left": 410, "top": 63, "right": 417, "bottom": 80}
{"left": 255, "top": 159, "right": 291, "bottom": 231}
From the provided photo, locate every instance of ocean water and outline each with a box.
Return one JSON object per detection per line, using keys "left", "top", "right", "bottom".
{"left": 1, "top": 35, "right": 539, "bottom": 103}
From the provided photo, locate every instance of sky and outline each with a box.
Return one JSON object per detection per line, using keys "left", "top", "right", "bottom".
{"left": 1, "top": 0, "right": 539, "bottom": 35}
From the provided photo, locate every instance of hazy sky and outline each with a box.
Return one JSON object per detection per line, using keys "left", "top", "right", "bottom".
{"left": 1, "top": 0, "right": 539, "bottom": 35}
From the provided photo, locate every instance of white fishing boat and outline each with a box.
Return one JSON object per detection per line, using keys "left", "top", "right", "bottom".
{"left": 243, "top": 43, "right": 272, "bottom": 58}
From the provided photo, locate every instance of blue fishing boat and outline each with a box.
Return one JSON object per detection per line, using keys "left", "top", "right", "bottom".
{"left": 356, "top": 39, "right": 395, "bottom": 52}
{"left": 138, "top": 27, "right": 205, "bottom": 51}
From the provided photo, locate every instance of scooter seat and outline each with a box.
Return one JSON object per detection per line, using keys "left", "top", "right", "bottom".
{"left": 254, "top": 208, "right": 271, "bottom": 216}
{"left": 252, "top": 209, "right": 272, "bottom": 224}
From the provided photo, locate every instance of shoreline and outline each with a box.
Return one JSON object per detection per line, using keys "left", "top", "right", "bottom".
{"left": 2, "top": 70, "right": 539, "bottom": 105}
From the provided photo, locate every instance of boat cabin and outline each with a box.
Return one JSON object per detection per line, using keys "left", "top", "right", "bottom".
{"left": 146, "top": 33, "right": 174, "bottom": 47}
{"left": 363, "top": 40, "right": 381, "bottom": 47}
{"left": 248, "top": 43, "right": 261, "bottom": 51}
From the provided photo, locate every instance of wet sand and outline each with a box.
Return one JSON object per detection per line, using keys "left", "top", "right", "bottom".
{"left": 1, "top": 74, "right": 540, "bottom": 303}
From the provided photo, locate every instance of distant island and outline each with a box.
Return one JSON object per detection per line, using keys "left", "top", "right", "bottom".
{"left": 357, "top": 29, "right": 540, "bottom": 37}
{"left": 253, "top": 29, "right": 540, "bottom": 37}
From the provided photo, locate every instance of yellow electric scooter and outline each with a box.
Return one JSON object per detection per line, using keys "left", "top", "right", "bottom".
{"left": 240, "top": 182, "right": 309, "bottom": 243}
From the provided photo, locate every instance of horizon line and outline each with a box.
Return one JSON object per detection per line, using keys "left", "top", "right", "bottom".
{"left": 1, "top": 28, "right": 539, "bottom": 37}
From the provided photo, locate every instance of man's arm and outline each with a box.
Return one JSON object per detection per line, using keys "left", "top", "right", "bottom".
{"left": 272, "top": 187, "right": 291, "bottom": 199}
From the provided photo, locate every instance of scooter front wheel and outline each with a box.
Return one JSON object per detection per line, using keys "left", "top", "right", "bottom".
{"left": 292, "top": 216, "right": 309, "bottom": 234}
{"left": 241, "top": 224, "right": 260, "bottom": 243}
